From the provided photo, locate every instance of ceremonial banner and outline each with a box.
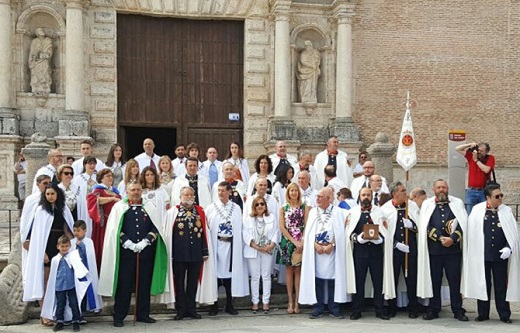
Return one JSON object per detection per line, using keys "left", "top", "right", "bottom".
{"left": 396, "top": 94, "right": 417, "bottom": 172}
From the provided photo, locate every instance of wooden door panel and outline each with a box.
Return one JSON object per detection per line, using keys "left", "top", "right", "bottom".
{"left": 187, "top": 128, "right": 242, "bottom": 159}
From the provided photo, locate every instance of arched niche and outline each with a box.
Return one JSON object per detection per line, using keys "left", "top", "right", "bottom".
{"left": 290, "top": 24, "right": 332, "bottom": 104}
{"left": 16, "top": 5, "right": 66, "bottom": 94}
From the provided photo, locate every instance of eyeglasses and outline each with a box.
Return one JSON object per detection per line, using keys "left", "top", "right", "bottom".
{"left": 360, "top": 156, "right": 367, "bottom": 159}
{"left": 51, "top": 155, "right": 63, "bottom": 159}
{"left": 255, "top": 202, "right": 266, "bottom": 207}
{"left": 62, "top": 172, "right": 74, "bottom": 176}
{"left": 494, "top": 194, "right": 504, "bottom": 199}
{"left": 40, "top": 181, "right": 50, "bottom": 186}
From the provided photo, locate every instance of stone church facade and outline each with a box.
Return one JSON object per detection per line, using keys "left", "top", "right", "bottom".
{"left": 0, "top": 0, "right": 519, "bottom": 208}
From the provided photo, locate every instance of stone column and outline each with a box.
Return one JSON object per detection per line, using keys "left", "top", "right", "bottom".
{"left": 22, "top": 133, "right": 52, "bottom": 196}
{"left": 0, "top": 0, "right": 11, "bottom": 109}
{"left": 330, "top": 1, "right": 359, "bottom": 143}
{"left": 65, "top": 0, "right": 85, "bottom": 113}
{"left": 367, "top": 132, "right": 396, "bottom": 184}
{"left": 267, "top": 0, "right": 298, "bottom": 144}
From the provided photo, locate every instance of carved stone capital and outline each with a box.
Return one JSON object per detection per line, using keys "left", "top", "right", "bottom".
{"left": 65, "top": 0, "right": 86, "bottom": 10}
{"left": 332, "top": 0, "right": 354, "bottom": 24}
{"left": 270, "top": 0, "right": 291, "bottom": 17}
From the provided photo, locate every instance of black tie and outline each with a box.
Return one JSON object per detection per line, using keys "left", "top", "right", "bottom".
{"left": 374, "top": 192, "right": 379, "bottom": 206}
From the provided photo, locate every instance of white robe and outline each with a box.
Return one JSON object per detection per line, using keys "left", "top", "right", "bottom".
{"left": 292, "top": 164, "right": 319, "bottom": 190}
{"left": 380, "top": 200, "right": 421, "bottom": 300}
{"left": 142, "top": 187, "right": 170, "bottom": 233}
{"left": 41, "top": 250, "right": 90, "bottom": 321}
{"left": 20, "top": 191, "right": 41, "bottom": 281}
{"left": 159, "top": 206, "right": 218, "bottom": 307}
{"left": 32, "top": 164, "right": 56, "bottom": 194}
{"left": 246, "top": 173, "right": 276, "bottom": 196}
{"left": 171, "top": 175, "right": 212, "bottom": 208}
{"left": 345, "top": 205, "right": 394, "bottom": 296}
{"left": 206, "top": 200, "right": 249, "bottom": 297}
{"left": 71, "top": 172, "right": 97, "bottom": 237}
{"left": 327, "top": 177, "right": 347, "bottom": 205}
{"left": 134, "top": 152, "right": 161, "bottom": 172}
{"left": 23, "top": 206, "right": 75, "bottom": 302}
{"left": 58, "top": 182, "right": 88, "bottom": 237}
{"left": 71, "top": 157, "right": 105, "bottom": 178}
{"left": 70, "top": 237, "right": 103, "bottom": 312}
{"left": 314, "top": 150, "right": 353, "bottom": 190}
{"left": 175, "top": 160, "right": 209, "bottom": 179}
{"left": 417, "top": 195, "right": 468, "bottom": 298}
{"left": 300, "top": 186, "right": 318, "bottom": 208}
{"left": 269, "top": 153, "right": 297, "bottom": 177}
{"left": 211, "top": 180, "right": 247, "bottom": 204}
{"left": 243, "top": 193, "right": 279, "bottom": 224}
{"left": 226, "top": 157, "right": 250, "bottom": 184}
{"left": 350, "top": 175, "right": 389, "bottom": 203}
{"left": 463, "top": 202, "right": 520, "bottom": 301}
{"left": 300, "top": 206, "right": 348, "bottom": 304}
{"left": 242, "top": 214, "right": 279, "bottom": 260}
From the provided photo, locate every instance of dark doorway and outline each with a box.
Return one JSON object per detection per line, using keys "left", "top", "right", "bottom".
{"left": 122, "top": 126, "right": 177, "bottom": 160}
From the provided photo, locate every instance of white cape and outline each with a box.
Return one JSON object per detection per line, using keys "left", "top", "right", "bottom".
{"left": 20, "top": 191, "right": 41, "bottom": 281}
{"left": 463, "top": 202, "right": 520, "bottom": 301}
{"left": 300, "top": 206, "right": 348, "bottom": 305}
{"left": 71, "top": 238, "right": 104, "bottom": 311}
{"left": 171, "top": 176, "right": 212, "bottom": 208}
{"left": 314, "top": 150, "right": 353, "bottom": 190}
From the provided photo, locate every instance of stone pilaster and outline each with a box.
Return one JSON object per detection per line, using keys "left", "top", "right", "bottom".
{"left": 272, "top": 0, "right": 291, "bottom": 118}
{"left": 22, "top": 133, "right": 52, "bottom": 196}
{"left": 0, "top": 0, "right": 11, "bottom": 109}
{"left": 367, "top": 132, "right": 396, "bottom": 184}
{"left": 0, "top": 135, "right": 23, "bottom": 209}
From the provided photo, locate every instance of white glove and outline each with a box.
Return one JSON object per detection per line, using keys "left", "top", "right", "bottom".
{"left": 395, "top": 242, "right": 410, "bottom": 253}
{"left": 403, "top": 218, "right": 413, "bottom": 229}
{"left": 357, "top": 233, "right": 369, "bottom": 244}
{"left": 371, "top": 236, "right": 383, "bottom": 245}
{"left": 122, "top": 240, "right": 136, "bottom": 252}
{"left": 500, "top": 247, "right": 512, "bottom": 260}
{"left": 134, "top": 239, "right": 151, "bottom": 253}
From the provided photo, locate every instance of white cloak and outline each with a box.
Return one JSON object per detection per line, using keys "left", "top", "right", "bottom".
{"left": 345, "top": 205, "right": 393, "bottom": 296}
{"left": 20, "top": 191, "right": 41, "bottom": 281}
{"left": 417, "top": 195, "right": 468, "bottom": 298}
{"left": 171, "top": 175, "right": 212, "bottom": 208}
{"left": 242, "top": 213, "right": 279, "bottom": 260}
{"left": 142, "top": 187, "right": 170, "bottom": 233}
{"left": 300, "top": 186, "right": 318, "bottom": 208}
{"left": 243, "top": 193, "right": 279, "bottom": 224}
{"left": 300, "top": 206, "right": 348, "bottom": 305}
{"left": 58, "top": 182, "right": 88, "bottom": 237}
{"left": 71, "top": 173, "right": 97, "bottom": 238}
{"left": 314, "top": 150, "right": 353, "bottom": 190}
{"left": 159, "top": 206, "right": 218, "bottom": 307}
{"left": 23, "top": 205, "right": 75, "bottom": 302}
{"left": 269, "top": 153, "right": 298, "bottom": 177}
{"left": 292, "top": 164, "right": 319, "bottom": 190}
{"left": 380, "top": 200, "right": 420, "bottom": 300}
{"left": 327, "top": 177, "right": 347, "bottom": 205}
{"left": 70, "top": 237, "right": 104, "bottom": 312}
{"left": 206, "top": 200, "right": 249, "bottom": 297}
{"left": 226, "top": 157, "right": 251, "bottom": 185}
{"left": 246, "top": 173, "right": 276, "bottom": 196}
{"left": 41, "top": 250, "right": 90, "bottom": 320}
{"left": 32, "top": 164, "right": 56, "bottom": 194}
{"left": 211, "top": 180, "right": 247, "bottom": 204}
{"left": 175, "top": 160, "right": 209, "bottom": 179}
{"left": 463, "top": 202, "right": 520, "bottom": 301}
{"left": 350, "top": 175, "right": 389, "bottom": 203}
{"left": 71, "top": 158, "right": 105, "bottom": 178}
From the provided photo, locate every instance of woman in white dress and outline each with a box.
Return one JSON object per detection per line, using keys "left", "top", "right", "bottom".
{"left": 243, "top": 196, "right": 279, "bottom": 314}
{"left": 71, "top": 156, "right": 98, "bottom": 233}
{"left": 226, "top": 141, "right": 250, "bottom": 185}
{"left": 158, "top": 155, "right": 175, "bottom": 197}
{"left": 57, "top": 164, "right": 87, "bottom": 233}
{"left": 104, "top": 143, "right": 126, "bottom": 187}
{"left": 117, "top": 158, "right": 139, "bottom": 198}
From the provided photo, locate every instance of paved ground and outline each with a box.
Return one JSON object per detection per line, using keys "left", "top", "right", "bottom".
{"left": 1, "top": 299, "right": 520, "bottom": 333}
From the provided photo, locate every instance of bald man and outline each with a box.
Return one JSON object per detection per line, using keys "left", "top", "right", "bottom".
{"left": 135, "top": 138, "right": 161, "bottom": 172}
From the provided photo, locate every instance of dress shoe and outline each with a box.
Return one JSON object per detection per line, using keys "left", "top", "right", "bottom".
{"left": 225, "top": 306, "right": 238, "bottom": 315}
{"left": 53, "top": 323, "right": 64, "bottom": 332}
{"left": 137, "top": 317, "right": 156, "bottom": 323}
{"left": 329, "top": 312, "right": 344, "bottom": 319}
{"left": 501, "top": 318, "right": 512, "bottom": 324}
{"left": 423, "top": 312, "right": 439, "bottom": 320}
{"left": 113, "top": 321, "right": 124, "bottom": 327}
{"left": 173, "top": 314, "right": 185, "bottom": 321}
{"left": 474, "top": 316, "right": 489, "bottom": 322}
{"left": 454, "top": 313, "right": 469, "bottom": 322}
{"left": 376, "top": 312, "right": 390, "bottom": 320}
{"left": 350, "top": 312, "right": 362, "bottom": 320}
{"left": 388, "top": 311, "right": 397, "bottom": 318}
{"left": 188, "top": 312, "right": 202, "bottom": 319}
{"left": 72, "top": 323, "right": 80, "bottom": 332}
{"left": 208, "top": 305, "right": 219, "bottom": 316}
{"left": 409, "top": 310, "right": 419, "bottom": 319}
{"left": 309, "top": 312, "right": 323, "bottom": 319}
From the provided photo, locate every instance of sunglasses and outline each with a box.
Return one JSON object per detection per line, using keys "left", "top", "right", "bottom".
{"left": 494, "top": 193, "right": 504, "bottom": 199}
{"left": 62, "top": 171, "right": 74, "bottom": 176}
{"left": 255, "top": 202, "right": 266, "bottom": 207}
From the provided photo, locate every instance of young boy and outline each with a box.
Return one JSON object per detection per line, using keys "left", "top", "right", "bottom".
{"left": 71, "top": 220, "right": 103, "bottom": 323}
{"left": 42, "top": 235, "right": 89, "bottom": 332}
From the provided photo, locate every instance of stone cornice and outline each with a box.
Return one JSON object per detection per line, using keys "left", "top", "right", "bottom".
{"left": 65, "top": 0, "right": 87, "bottom": 9}
{"left": 270, "top": 0, "right": 291, "bottom": 16}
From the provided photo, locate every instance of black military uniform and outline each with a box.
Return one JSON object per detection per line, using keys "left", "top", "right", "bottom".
{"left": 388, "top": 202, "right": 418, "bottom": 317}
{"left": 426, "top": 201, "right": 464, "bottom": 318}
{"left": 172, "top": 205, "right": 209, "bottom": 319}
{"left": 113, "top": 202, "right": 158, "bottom": 323}
{"left": 350, "top": 207, "right": 386, "bottom": 318}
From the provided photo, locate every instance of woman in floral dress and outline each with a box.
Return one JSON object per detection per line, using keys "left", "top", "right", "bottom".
{"left": 278, "top": 182, "right": 309, "bottom": 314}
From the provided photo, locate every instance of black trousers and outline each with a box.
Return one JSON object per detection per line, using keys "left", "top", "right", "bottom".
{"left": 352, "top": 256, "right": 384, "bottom": 313}
{"left": 113, "top": 256, "right": 154, "bottom": 321}
{"left": 478, "top": 260, "right": 511, "bottom": 320}
{"left": 428, "top": 253, "right": 464, "bottom": 315}
{"left": 173, "top": 261, "right": 203, "bottom": 316}
{"left": 388, "top": 253, "right": 418, "bottom": 311}
{"left": 214, "top": 278, "right": 233, "bottom": 307}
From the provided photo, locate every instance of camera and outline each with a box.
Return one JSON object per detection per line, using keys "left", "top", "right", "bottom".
{"left": 471, "top": 145, "right": 478, "bottom": 152}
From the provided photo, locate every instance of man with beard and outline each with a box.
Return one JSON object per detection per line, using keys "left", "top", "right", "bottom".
{"left": 212, "top": 162, "right": 246, "bottom": 211}
{"left": 314, "top": 136, "right": 353, "bottom": 189}
{"left": 346, "top": 187, "right": 392, "bottom": 320}
{"left": 172, "top": 144, "right": 186, "bottom": 171}
{"left": 463, "top": 183, "right": 520, "bottom": 323}
{"left": 298, "top": 170, "right": 317, "bottom": 207}
{"left": 171, "top": 157, "right": 212, "bottom": 208}
{"left": 162, "top": 186, "right": 216, "bottom": 320}
{"left": 206, "top": 182, "right": 249, "bottom": 316}
{"left": 175, "top": 142, "right": 209, "bottom": 178}
{"left": 381, "top": 181, "right": 420, "bottom": 318}
{"left": 417, "top": 179, "right": 468, "bottom": 321}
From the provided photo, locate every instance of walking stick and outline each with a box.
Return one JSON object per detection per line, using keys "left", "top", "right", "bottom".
{"left": 405, "top": 171, "right": 409, "bottom": 278}
{"left": 133, "top": 252, "right": 140, "bottom": 327}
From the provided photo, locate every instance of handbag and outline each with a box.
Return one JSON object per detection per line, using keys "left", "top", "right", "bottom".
{"left": 291, "top": 250, "right": 302, "bottom": 266}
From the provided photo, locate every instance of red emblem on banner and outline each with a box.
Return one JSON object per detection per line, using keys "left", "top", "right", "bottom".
{"left": 402, "top": 134, "right": 414, "bottom": 147}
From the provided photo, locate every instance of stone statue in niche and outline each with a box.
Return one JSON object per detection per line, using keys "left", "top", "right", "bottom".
{"left": 29, "top": 28, "right": 53, "bottom": 94}
{"left": 297, "top": 40, "right": 321, "bottom": 104}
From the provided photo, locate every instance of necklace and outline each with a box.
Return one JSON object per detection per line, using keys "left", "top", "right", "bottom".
{"left": 317, "top": 207, "right": 332, "bottom": 232}
{"left": 214, "top": 201, "right": 235, "bottom": 223}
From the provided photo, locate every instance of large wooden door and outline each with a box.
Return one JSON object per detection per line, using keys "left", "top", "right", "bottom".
{"left": 117, "top": 15, "right": 244, "bottom": 158}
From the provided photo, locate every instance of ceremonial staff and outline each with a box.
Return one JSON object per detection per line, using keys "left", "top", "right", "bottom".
{"left": 134, "top": 252, "right": 140, "bottom": 326}
{"left": 396, "top": 91, "right": 417, "bottom": 277}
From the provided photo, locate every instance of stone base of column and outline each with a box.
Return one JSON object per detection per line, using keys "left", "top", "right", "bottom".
{"left": 0, "top": 108, "right": 20, "bottom": 136}
{"left": 0, "top": 135, "right": 24, "bottom": 209}
{"left": 58, "top": 110, "right": 90, "bottom": 137}
{"left": 55, "top": 135, "right": 94, "bottom": 158}
{"left": 329, "top": 117, "right": 360, "bottom": 142}
{"left": 367, "top": 132, "right": 396, "bottom": 184}
{"left": 22, "top": 133, "right": 52, "bottom": 197}
{"left": 267, "top": 117, "right": 298, "bottom": 141}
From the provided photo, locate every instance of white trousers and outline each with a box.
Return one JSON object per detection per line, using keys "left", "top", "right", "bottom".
{"left": 247, "top": 253, "right": 273, "bottom": 304}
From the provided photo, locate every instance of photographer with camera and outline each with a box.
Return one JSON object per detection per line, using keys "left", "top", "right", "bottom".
{"left": 455, "top": 142, "right": 495, "bottom": 213}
